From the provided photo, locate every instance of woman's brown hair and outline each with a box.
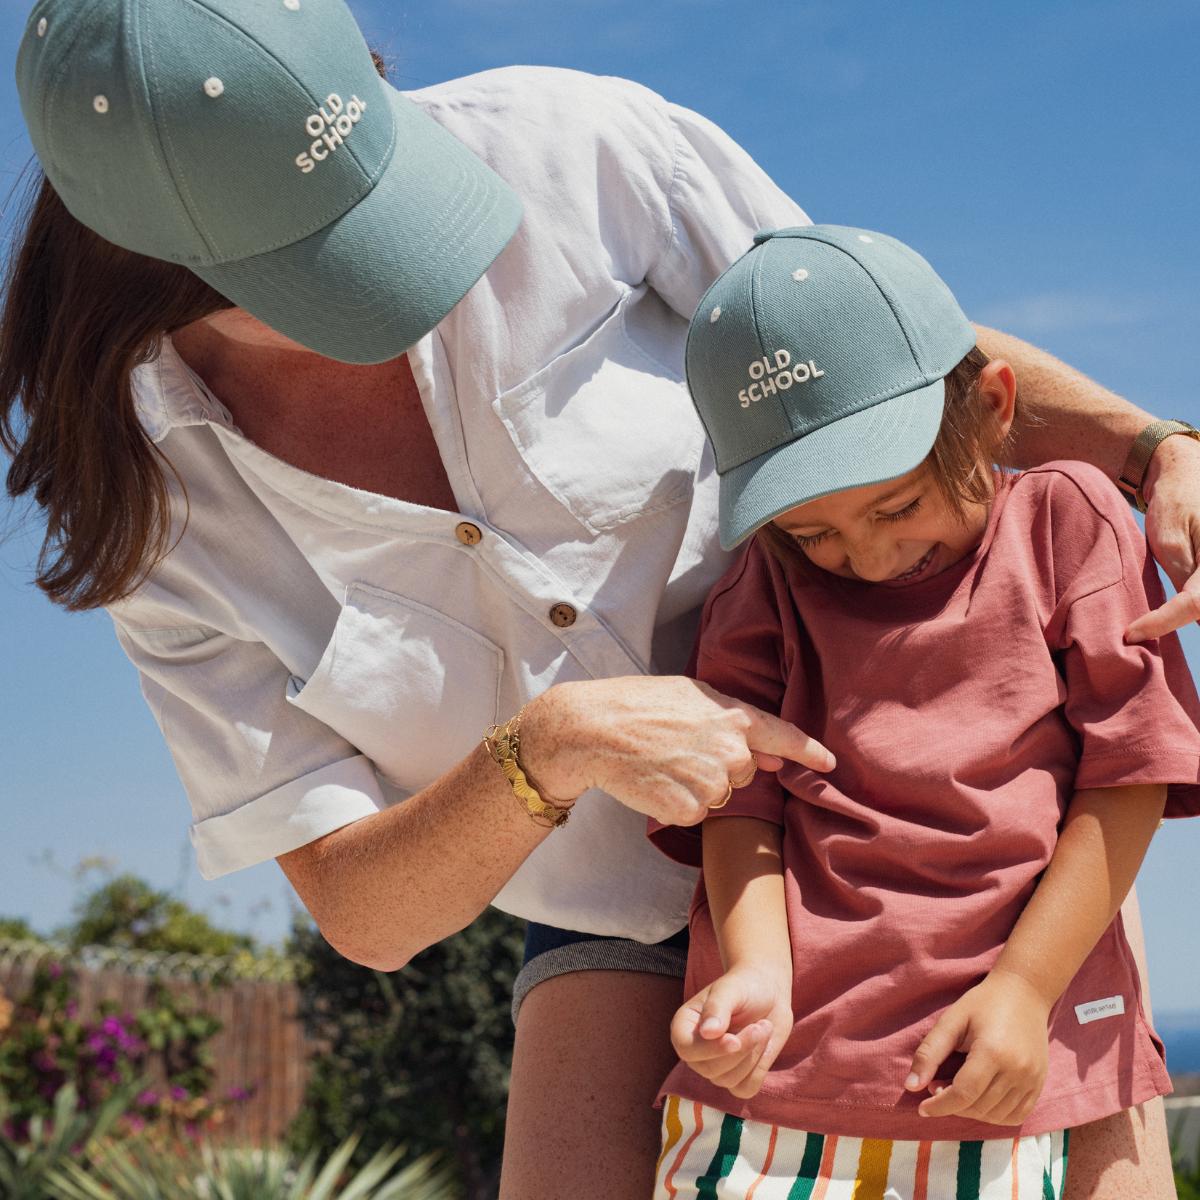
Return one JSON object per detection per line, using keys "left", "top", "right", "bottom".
{"left": 1, "top": 51, "right": 390, "bottom": 612}
{"left": 758, "top": 346, "right": 1019, "bottom": 568}
{"left": 1, "top": 174, "right": 231, "bottom": 611}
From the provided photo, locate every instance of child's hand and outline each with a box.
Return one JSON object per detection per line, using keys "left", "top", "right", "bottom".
{"left": 671, "top": 962, "right": 792, "bottom": 1100}
{"left": 904, "top": 969, "right": 1051, "bottom": 1126}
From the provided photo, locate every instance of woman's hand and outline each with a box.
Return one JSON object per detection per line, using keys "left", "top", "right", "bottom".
{"left": 1128, "top": 432, "right": 1200, "bottom": 640}
{"left": 905, "top": 969, "right": 1051, "bottom": 1126}
{"left": 670, "top": 961, "right": 794, "bottom": 1100}
{"left": 519, "top": 676, "right": 835, "bottom": 828}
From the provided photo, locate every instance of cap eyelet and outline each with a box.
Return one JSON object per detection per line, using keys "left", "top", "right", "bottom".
{"left": 93, "top": 95, "right": 109, "bottom": 114}
{"left": 203, "top": 77, "right": 225, "bottom": 98}
{"left": 709, "top": 306, "right": 722, "bottom": 323}
{"left": 283, "top": 0, "right": 301, "bottom": 9}
{"left": 792, "top": 268, "right": 809, "bottom": 282}
{"left": 36, "top": 17, "right": 48, "bottom": 36}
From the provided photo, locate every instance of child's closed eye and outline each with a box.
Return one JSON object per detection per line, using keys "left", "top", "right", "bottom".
{"left": 879, "top": 497, "right": 923, "bottom": 523}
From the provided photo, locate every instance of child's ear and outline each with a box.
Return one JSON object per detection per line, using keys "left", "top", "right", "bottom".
{"left": 977, "top": 359, "right": 1017, "bottom": 437}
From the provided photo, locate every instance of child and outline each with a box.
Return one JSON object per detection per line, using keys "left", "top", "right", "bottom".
{"left": 649, "top": 226, "right": 1200, "bottom": 1198}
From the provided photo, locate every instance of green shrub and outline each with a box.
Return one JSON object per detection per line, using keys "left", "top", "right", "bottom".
{"left": 288, "top": 909, "right": 523, "bottom": 1200}
{"left": 49, "top": 1133, "right": 457, "bottom": 1200}
{"left": 0, "top": 1083, "right": 134, "bottom": 1200}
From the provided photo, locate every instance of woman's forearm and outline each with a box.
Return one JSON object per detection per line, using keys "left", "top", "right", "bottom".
{"left": 992, "top": 783, "right": 1167, "bottom": 1007}
{"left": 278, "top": 737, "right": 553, "bottom": 970}
{"left": 974, "top": 324, "right": 1155, "bottom": 477}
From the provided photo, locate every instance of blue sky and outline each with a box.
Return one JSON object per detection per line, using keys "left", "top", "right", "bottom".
{"left": 2, "top": 1, "right": 1200, "bottom": 1016}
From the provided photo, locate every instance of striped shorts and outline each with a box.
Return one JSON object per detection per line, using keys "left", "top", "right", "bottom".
{"left": 654, "top": 1097, "right": 1070, "bottom": 1200}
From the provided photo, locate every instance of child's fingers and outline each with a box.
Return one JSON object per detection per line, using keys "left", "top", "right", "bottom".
{"left": 917, "top": 1054, "right": 995, "bottom": 1119}
{"left": 704, "top": 1023, "right": 771, "bottom": 1090}
{"left": 696, "top": 974, "right": 746, "bottom": 1041}
{"left": 724, "top": 1021, "right": 783, "bottom": 1099}
{"left": 954, "top": 1077, "right": 1021, "bottom": 1126}
{"left": 671, "top": 1004, "right": 743, "bottom": 1064}
{"left": 906, "top": 1005, "right": 968, "bottom": 1092}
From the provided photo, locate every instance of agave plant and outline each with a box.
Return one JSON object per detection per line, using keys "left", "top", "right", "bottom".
{"left": 0, "top": 1083, "right": 135, "bottom": 1200}
{"left": 48, "top": 1133, "right": 457, "bottom": 1200}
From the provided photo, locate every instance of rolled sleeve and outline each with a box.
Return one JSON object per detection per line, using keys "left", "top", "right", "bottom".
{"left": 191, "top": 754, "right": 385, "bottom": 879}
{"left": 114, "top": 619, "right": 389, "bottom": 878}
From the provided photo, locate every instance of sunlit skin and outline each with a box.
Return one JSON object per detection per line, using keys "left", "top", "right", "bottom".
{"left": 771, "top": 359, "right": 1016, "bottom": 584}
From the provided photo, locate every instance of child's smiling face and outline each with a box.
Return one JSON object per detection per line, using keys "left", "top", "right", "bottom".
{"left": 770, "top": 357, "right": 1018, "bottom": 585}
{"left": 772, "top": 463, "right": 991, "bottom": 586}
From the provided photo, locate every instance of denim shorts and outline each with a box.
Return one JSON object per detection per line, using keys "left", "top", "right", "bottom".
{"left": 511, "top": 921, "right": 689, "bottom": 1024}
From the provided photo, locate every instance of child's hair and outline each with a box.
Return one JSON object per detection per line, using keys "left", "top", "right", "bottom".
{"left": 758, "top": 346, "right": 1018, "bottom": 568}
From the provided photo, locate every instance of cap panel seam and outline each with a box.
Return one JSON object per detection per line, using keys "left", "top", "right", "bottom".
{"left": 188, "top": 0, "right": 393, "bottom": 188}
{"left": 38, "top": 0, "right": 106, "bottom": 189}
{"left": 138, "top": 0, "right": 220, "bottom": 259}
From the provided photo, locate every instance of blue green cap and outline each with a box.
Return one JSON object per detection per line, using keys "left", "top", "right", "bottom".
{"left": 16, "top": 0, "right": 523, "bottom": 363}
{"left": 686, "top": 225, "right": 976, "bottom": 549}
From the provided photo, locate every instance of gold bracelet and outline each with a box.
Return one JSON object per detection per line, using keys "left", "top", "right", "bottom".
{"left": 483, "top": 708, "right": 574, "bottom": 829}
{"left": 1116, "top": 419, "right": 1200, "bottom": 513}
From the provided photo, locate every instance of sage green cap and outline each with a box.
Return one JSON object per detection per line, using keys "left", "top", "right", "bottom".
{"left": 686, "top": 225, "right": 976, "bottom": 549}
{"left": 16, "top": 0, "right": 523, "bottom": 363}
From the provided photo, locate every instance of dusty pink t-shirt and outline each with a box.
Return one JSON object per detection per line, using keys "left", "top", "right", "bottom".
{"left": 650, "top": 461, "right": 1200, "bottom": 1141}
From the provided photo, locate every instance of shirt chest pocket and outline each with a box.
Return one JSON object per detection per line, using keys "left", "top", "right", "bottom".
{"left": 491, "top": 285, "right": 705, "bottom": 534}
{"left": 287, "top": 584, "right": 504, "bottom": 793}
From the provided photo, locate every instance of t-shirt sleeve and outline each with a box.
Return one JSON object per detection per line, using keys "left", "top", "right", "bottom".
{"left": 1045, "top": 467, "right": 1200, "bottom": 817}
{"left": 648, "top": 543, "right": 792, "bottom": 866}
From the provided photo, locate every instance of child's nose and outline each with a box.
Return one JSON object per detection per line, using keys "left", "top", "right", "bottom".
{"left": 847, "top": 539, "right": 898, "bottom": 582}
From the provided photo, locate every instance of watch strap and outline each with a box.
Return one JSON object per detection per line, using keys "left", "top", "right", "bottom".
{"left": 1117, "top": 419, "right": 1200, "bottom": 513}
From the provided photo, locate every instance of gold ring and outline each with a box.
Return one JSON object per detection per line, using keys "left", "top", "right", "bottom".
{"left": 730, "top": 756, "right": 758, "bottom": 789}
{"left": 708, "top": 780, "right": 733, "bottom": 810}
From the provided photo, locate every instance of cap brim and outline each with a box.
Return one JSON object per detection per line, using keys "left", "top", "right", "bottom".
{"left": 193, "top": 83, "right": 523, "bottom": 364}
{"left": 718, "top": 379, "right": 945, "bottom": 550}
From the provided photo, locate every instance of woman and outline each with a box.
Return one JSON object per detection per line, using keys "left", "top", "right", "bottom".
{"left": 4, "top": 1, "right": 1196, "bottom": 1196}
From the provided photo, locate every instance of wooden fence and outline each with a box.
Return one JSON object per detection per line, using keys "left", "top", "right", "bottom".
{"left": 0, "top": 939, "right": 311, "bottom": 1145}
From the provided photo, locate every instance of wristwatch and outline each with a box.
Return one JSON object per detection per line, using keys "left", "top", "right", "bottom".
{"left": 1116, "top": 419, "right": 1200, "bottom": 513}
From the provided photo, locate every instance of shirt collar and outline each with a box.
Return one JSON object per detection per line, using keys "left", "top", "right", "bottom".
{"left": 131, "top": 338, "right": 234, "bottom": 444}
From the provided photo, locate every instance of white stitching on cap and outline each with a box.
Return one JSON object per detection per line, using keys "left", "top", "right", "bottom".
{"left": 37, "top": 17, "right": 48, "bottom": 36}
{"left": 203, "top": 77, "right": 224, "bottom": 97}
{"left": 857, "top": 235, "right": 874, "bottom": 243}
{"left": 93, "top": 95, "right": 109, "bottom": 114}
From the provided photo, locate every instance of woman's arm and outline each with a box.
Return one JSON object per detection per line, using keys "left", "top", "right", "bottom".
{"left": 908, "top": 782, "right": 1167, "bottom": 1123}
{"left": 976, "top": 325, "right": 1200, "bottom": 636}
{"left": 668, "top": 815, "right": 793, "bottom": 1100}
{"left": 280, "top": 677, "right": 831, "bottom": 971}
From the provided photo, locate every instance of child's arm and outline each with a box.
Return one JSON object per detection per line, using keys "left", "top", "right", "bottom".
{"left": 906, "top": 782, "right": 1167, "bottom": 1125}
{"left": 670, "top": 815, "right": 793, "bottom": 1100}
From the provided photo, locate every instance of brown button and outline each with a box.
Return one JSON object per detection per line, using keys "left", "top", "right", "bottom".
{"left": 549, "top": 602, "right": 577, "bottom": 628}
{"left": 455, "top": 522, "right": 483, "bottom": 546}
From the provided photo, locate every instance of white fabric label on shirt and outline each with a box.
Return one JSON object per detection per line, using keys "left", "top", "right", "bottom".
{"left": 1075, "top": 995, "right": 1125, "bottom": 1025}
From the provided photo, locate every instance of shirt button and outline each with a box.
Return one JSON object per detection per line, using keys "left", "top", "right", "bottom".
{"left": 549, "top": 603, "right": 577, "bottom": 628}
{"left": 455, "top": 522, "right": 483, "bottom": 546}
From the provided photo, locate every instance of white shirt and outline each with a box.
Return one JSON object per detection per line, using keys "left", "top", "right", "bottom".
{"left": 111, "top": 66, "right": 809, "bottom": 942}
